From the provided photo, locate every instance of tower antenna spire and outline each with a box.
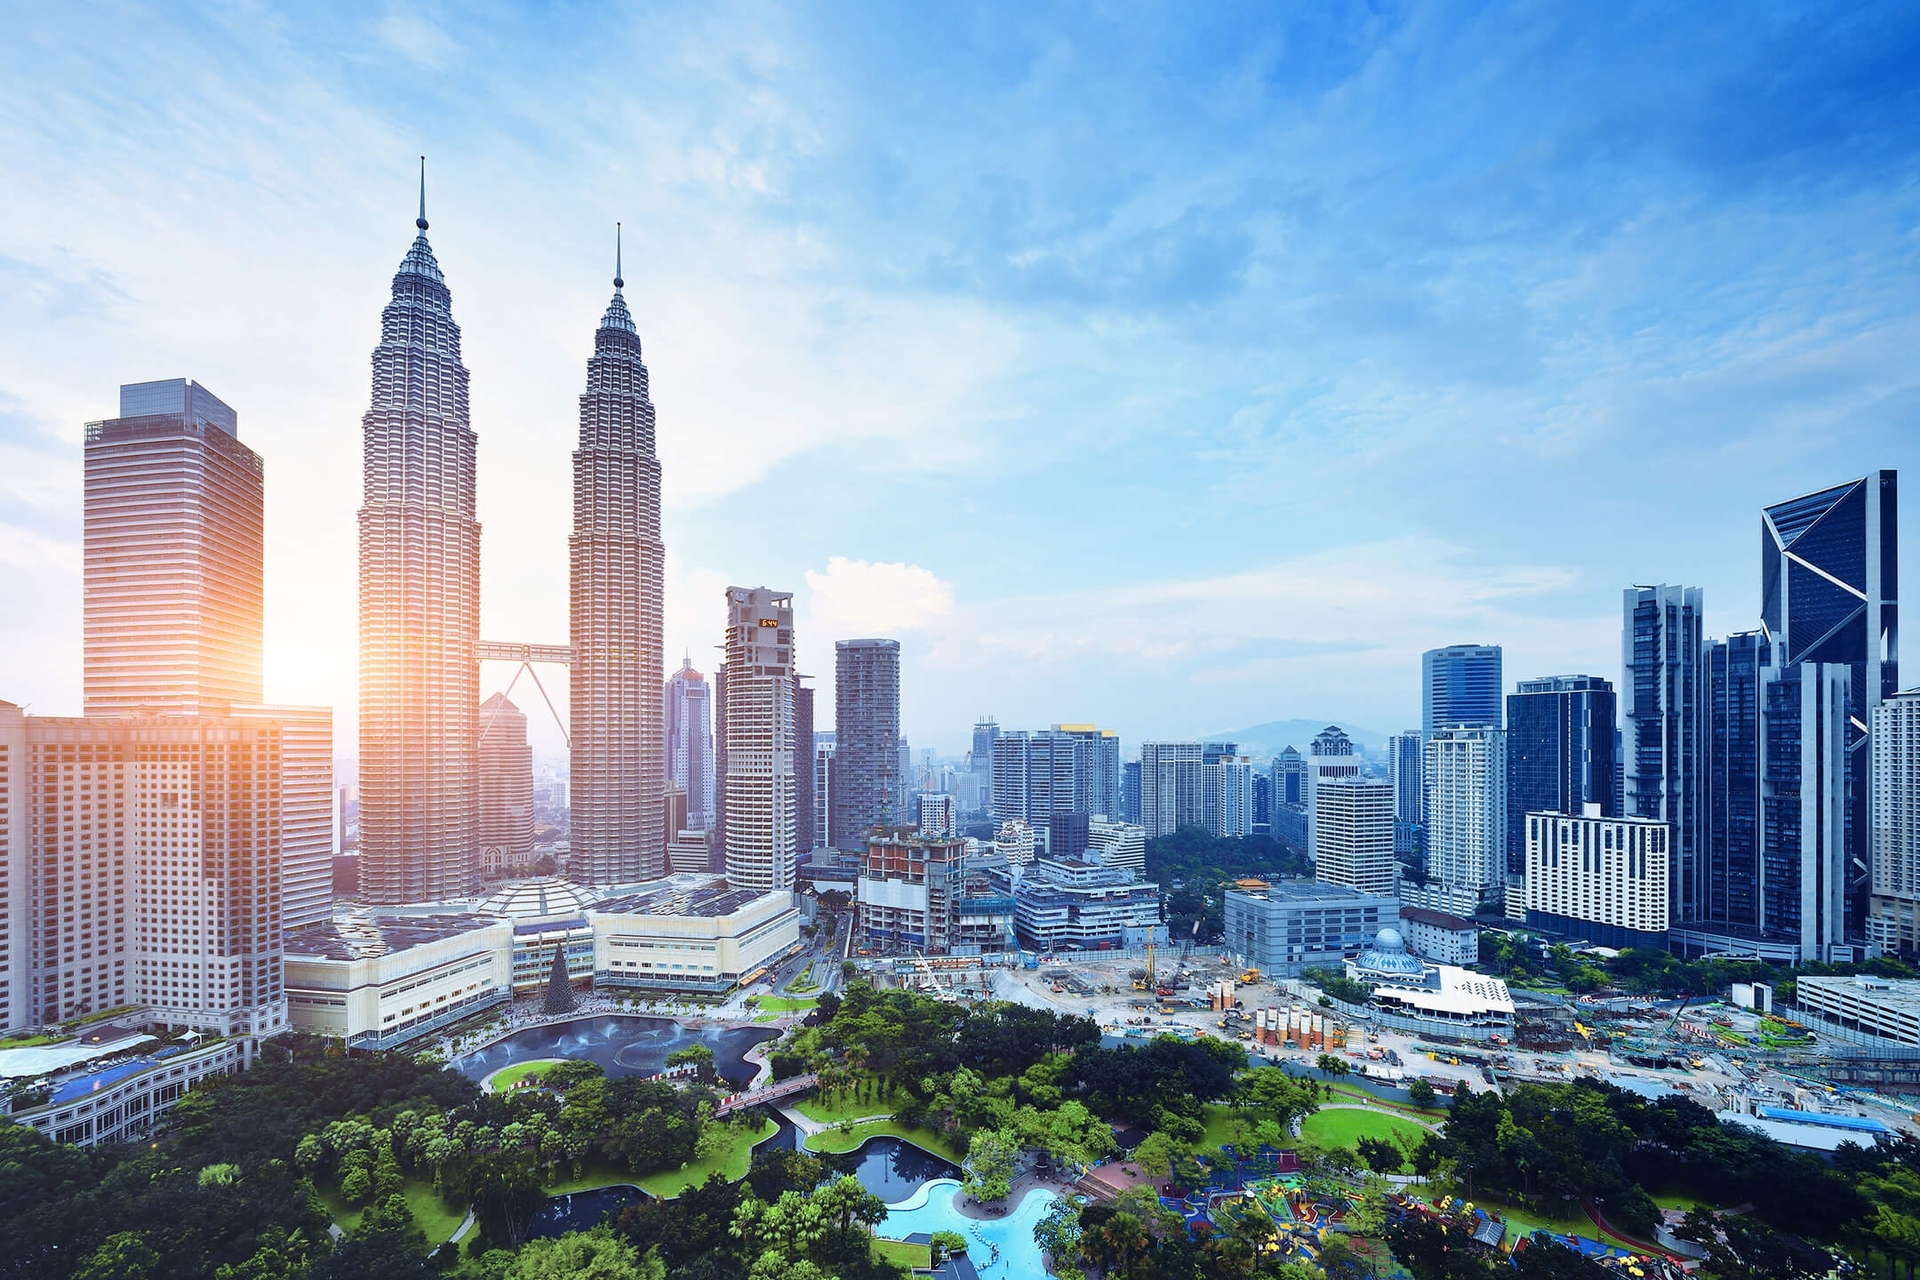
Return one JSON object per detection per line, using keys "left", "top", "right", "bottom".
{"left": 614, "top": 221, "right": 624, "bottom": 290}
{"left": 416, "top": 156, "right": 428, "bottom": 231}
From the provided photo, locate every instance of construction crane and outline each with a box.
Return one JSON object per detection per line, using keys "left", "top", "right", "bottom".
{"left": 1146, "top": 941, "right": 1155, "bottom": 990}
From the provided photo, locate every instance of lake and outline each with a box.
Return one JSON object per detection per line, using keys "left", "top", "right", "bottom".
{"left": 455, "top": 1016, "right": 776, "bottom": 1089}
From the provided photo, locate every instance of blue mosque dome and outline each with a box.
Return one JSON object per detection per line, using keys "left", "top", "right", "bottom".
{"left": 1355, "top": 926, "right": 1427, "bottom": 978}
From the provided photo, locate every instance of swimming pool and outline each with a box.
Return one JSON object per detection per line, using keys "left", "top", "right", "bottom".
{"left": 878, "top": 1180, "right": 1059, "bottom": 1280}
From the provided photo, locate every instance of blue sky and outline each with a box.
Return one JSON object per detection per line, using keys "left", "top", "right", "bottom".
{"left": 1, "top": 2, "right": 1916, "bottom": 757}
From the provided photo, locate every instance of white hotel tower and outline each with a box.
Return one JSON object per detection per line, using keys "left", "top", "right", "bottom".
{"left": 722, "top": 588, "right": 797, "bottom": 893}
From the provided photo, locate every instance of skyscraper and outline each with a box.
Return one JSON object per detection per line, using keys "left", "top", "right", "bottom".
{"left": 1385, "top": 731, "right": 1423, "bottom": 853}
{"left": 1314, "top": 777, "right": 1396, "bottom": 896}
{"left": 570, "top": 233, "right": 666, "bottom": 885}
{"left": 1505, "top": 676, "right": 1616, "bottom": 878}
{"left": 1760, "top": 662, "right": 1850, "bottom": 962}
{"left": 1421, "top": 726, "right": 1506, "bottom": 915}
{"left": 1206, "top": 754, "right": 1254, "bottom": 839}
{"left": 1870, "top": 689, "right": 1920, "bottom": 953}
{"left": 1054, "top": 725, "right": 1122, "bottom": 817}
{"left": 1423, "top": 645, "right": 1504, "bottom": 734}
{"left": 1121, "top": 758, "right": 1141, "bottom": 824}
{"left": 1305, "top": 727, "right": 1360, "bottom": 862}
{"left": 664, "top": 659, "right": 714, "bottom": 833}
{"left": 1272, "top": 747, "right": 1306, "bottom": 806}
{"left": 84, "top": 379, "right": 262, "bottom": 716}
{"left": 1763, "top": 472, "right": 1898, "bottom": 938}
{"left": 1623, "top": 585, "right": 1707, "bottom": 923}
{"left": 1139, "top": 741, "right": 1203, "bottom": 837}
{"left": 971, "top": 717, "right": 999, "bottom": 811}
{"left": 991, "top": 727, "right": 1120, "bottom": 828}
{"left": 358, "top": 178, "right": 481, "bottom": 904}
{"left": 831, "top": 639, "right": 900, "bottom": 847}
{"left": 478, "top": 694, "right": 535, "bottom": 876}
{"left": 794, "top": 679, "right": 816, "bottom": 855}
{"left": 812, "top": 733, "right": 836, "bottom": 852}
{"left": 722, "top": 588, "right": 797, "bottom": 893}
{"left": 1706, "top": 632, "right": 1770, "bottom": 927}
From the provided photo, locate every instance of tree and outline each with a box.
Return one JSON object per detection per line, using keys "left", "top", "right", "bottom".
{"left": 544, "top": 945, "right": 578, "bottom": 1015}
{"left": 340, "top": 1165, "right": 375, "bottom": 1206}
{"left": 930, "top": 1230, "right": 967, "bottom": 1265}
{"left": 962, "top": 1127, "right": 1021, "bottom": 1203}
{"left": 1316, "top": 1052, "right": 1351, "bottom": 1078}
{"left": 1357, "top": 1134, "right": 1405, "bottom": 1175}
{"left": 1034, "top": 1196, "right": 1083, "bottom": 1268}
{"left": 72, "top": 1233, "right": 163, "bottom": 1280}
{"left": 502, "top": 1226, "right": 663, "bottom": 1280}
{"left": 1408, "top": 1078, "right": 1438, "bottom": 1108}
{"left": 1131, "top": 1131, "right": 1180, "bottom": 1179}
{"left": 666, "top": 1042, "right": 717, "bottom": 1084}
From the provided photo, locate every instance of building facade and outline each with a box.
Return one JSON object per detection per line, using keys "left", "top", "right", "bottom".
{"left": 1386, "top": 731, "right": 1423, "bottom": 854}
{"left": 1623, "top": 584, "right": 1707, "bottom": 924}
{"left": 1396, "top": 906, "right": 1479, "bottom": 967}
{"left": 1205, "top": 752, "right": 1254, "bottom": 839}
{"left": 1423, "top": 645, "right": 1504, "bottom": 734}
{"left": 1313, "top": 776, "right": 1396, "bottom": 896}
{"left": 1005, "top": 857, "right": 1162, "bottom": 952}
{"left": 1140, "top": 741, "right": 1204, "bottom": 837}
{"left": 917, "top": 792, "right": 957, "bottom": 839}
{"left": 1759, "top": 662, "right": 1851, "bottom": 962}
{"left": 1505, "top": 676, "right": 1615, "bottom": 880}
{"left": 478, "top": 694, "right": 535, "bottom": 877}
{"left": 1088, "top": 815, "right": 1147, "bottom": 874}
{"left": 1421, "top": 726, "right": 1506, "bottom": 915}
{"left": 1305, "top": 727, "right": 1361, "bottom": 862}
{"left": 358, "top": 197, "right": 481, "bottom": 903}
{"left": 1707, "top": 631, "right": 1771, "bottom": 929}
{"left": 832, "top": 639, "right": 901, "bottom": 847}
{"left": 1523, "top": 805, "right": 1671, "bottom": 949}
{"left": 1223, "top": 881, "right": 1401, "bottom": 977}
{"left": 793, "top": 680, "right": 815, "bottom": 856}
{"left": 1871, "top": 690, "right": 1920, "bottom": 952}
{"left": 721, "top": 588, "right": 798, "bottom": 893}
{"left": 664, "top": 659, "right": 714, "bottom": 834}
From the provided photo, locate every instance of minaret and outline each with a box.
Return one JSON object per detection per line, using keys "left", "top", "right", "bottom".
{"left": 358, "top": 160, "right": 481, "bottom": 903}
{"left": 570, "top": 224, "right": 667, "bottom": 884}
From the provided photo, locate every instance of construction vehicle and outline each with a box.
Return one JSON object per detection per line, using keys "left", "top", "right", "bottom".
{"left": 1240, "top": 969, "right": 1260, "bottom": 984}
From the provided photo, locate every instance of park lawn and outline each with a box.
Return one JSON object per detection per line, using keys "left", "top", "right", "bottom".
{"left": 804, "top": 1118, "right": 966, "bottom": 1164}
{"left": 1299, "top": 1108, "right": 1429, "bottom": 1156}
{"left": 636, "top": 1118, "right": 779, "bottom": 1197}
{"left": 1482, "top": 1197, "right": 1588, "bottom": 1243}
{"left": 1326, "top": 1082, "right": 1448, "bottom": 1120}
{"left": 793, "top": 1081, "right": 913, "bottom": 1125}
{"left": 319, "top": 1177, "right": 467, "bottom": 1247}
{"left": 872, "top": 1238, "right": 932, "bottom": 1269}
{"left": 0, "top": 1032, "right": 61, "bottom": 1048}
{"left": 1650, "top": 1189, "right": 1713, "bottom": 1213}
{"left": 484, "top": 1058, "right": 569, "bottom": 1093}
{"left": 748, "top": 995, "right": 819, "bottom": 1013}
{"left": 1197, "top": 1103, "right": 1243, "bottom": 1154}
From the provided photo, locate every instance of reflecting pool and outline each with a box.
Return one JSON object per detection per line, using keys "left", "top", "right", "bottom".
{"left": 527, "top": 1185, "right": 646, "bottom": 1239}
{"left": 455, "top": 1017, "right": 774, "bottom": 1089}
{"left": 843, "top": 1135, "right": 960, "bottom": 1203}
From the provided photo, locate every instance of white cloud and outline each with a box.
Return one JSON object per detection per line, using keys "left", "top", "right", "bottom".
{"left": 804, "top": 556, "right": 954, "bottom": 637}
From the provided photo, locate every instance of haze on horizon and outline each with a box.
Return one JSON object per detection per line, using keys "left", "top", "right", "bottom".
{"left": 2, "top": 3, "right": 1916, "bottom": 758}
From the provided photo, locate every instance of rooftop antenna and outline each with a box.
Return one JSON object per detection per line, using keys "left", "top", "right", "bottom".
{"left": 614, "top": 221, "right": 623, "bottom": 289}
{"left": 416, "top": 156, "right": 428, "bottom": 231}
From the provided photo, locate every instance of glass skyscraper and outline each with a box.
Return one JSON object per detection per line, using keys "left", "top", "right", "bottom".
{"left": 1422, "top": 644, "right": 1504, "bottom": 734}
{"left": 1505, "top": 676, "right": 1616, "bottom": 877}
{"left": 1706, "top": 631, "right": 1770, "bottom": 928}
{"left": 1623, "top": 585, "right": 1707, "bottom": 924}
{"left": 831, "top": 638, "right": 901, "bottom": 847}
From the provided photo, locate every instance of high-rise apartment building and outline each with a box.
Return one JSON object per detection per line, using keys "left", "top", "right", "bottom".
{"left": 1386, "top": 731, "right": 1423, "bottom": 853}
{"left": 1623, "top": 585, "right": 1707, "bottom": 924}
{"left": 1251, "top": 773, "right": 1272, "bottom": 834}
{"left": 1870, "top": 689, "right": 1920, "bottom": 953}
{"left": 1205, "top": 753, "right": 1254, "bottom": 838}
{"left": 831, "top": 639, "right": 901, "bottom": 848}
{"left": 1760, "top": 662, "right": 1851, "bottom": 962}
{"left": 1523, "top": 805, "right": 1670, "bottom": 949}
{"left": 1313, "top": 776, "right": 1396, "bottom": 896}
{"left": 1421, "top": 726, "right": 1506, "bottom": 915}
{"left": 917, "top": 792, "right": 957, "bottom": 839}
{"left": 84, "top": 379, "right": 262, "bottom": 717}
{"left": 1423, "top": 645, "right": 1504, "bottom": 734}
{"left": 664, "top": 659, "right": 714, "bottom": 833}
{"left": 722, "top": 588, "right": 797, "bottom": 893}
{"left": 478, "top": 694, "right": 535, "bottom": 877}
{"left": 1706, "top": 631, "right": 1771, "bottom": 928}
{"left": 971, "top": 718, "right": 999, "bottom": 812}
{"left": 1055, "top": 725, "right": 1121, "bottom": 817}
{"left": 1305, "top": 727, "right": 1360, "bottom": 862}
{"left": 794, "top": 680, "right": 816, "bottom": 855}
{"left": 812, "top": 734, "right": 835, "bottom": 852}
{"left": 1088, "top": 815, "right": 1147, "bottom": 874}
{"left": 1139, "top": 741, "right": 1204, "bottom": 837}
{"left": 358, "top": 190, "right": 481, "bottom": 903}
{"left": 1505, "top": 677, "right": 1615, "bottom": 879}
{"left": 570, "top": 247, "right": 666, "bottom": 885}
{"left": 991, "top": 726, "right": 1120, "bottom": 828}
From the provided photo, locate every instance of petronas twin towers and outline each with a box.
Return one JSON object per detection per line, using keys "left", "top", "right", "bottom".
{"left": 358, "top": 172, "right": 664, "bottom": 902}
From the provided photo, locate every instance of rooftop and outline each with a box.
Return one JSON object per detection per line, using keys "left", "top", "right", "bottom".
{"left": 1398, "top": 905, "right": 1479, "bottom": 932}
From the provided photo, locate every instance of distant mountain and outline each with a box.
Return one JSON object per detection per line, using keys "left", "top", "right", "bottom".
{"left": 1202, "top": 718, "right": 1394, "bottom": 760}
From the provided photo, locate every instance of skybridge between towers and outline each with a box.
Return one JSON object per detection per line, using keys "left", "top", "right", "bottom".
{"left": 478, "top": 639, "right": 572, "bottom": 745}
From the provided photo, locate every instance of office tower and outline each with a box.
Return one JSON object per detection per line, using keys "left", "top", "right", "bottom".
{"left": 359, "top": 184, "right": 481, "bottom": 904}
{"left": 722, "top": 588, "right": 797, "bottom": 892}
{"left": 1422, "top": 645, "right": 1504, "bottom": 734}
{"left": 1524, "top": 806, "right": 1670, "bottom": 949}
{"left": 713, "top": 666, "right": 727, "bottom": 858}
{"left": 1764, "top": 472, "right": 1898, "bottom": 938}
{"left": 1707, "top": 632, "right": 1771, "bottom": 927}
{"left": 84, "top": 379, "right": 262, "bottom": 716}
{"left": 1870, "top": 690, "right": 1920, "bottom": 952}
{"left": 1088, "top": 815, "right": 1148, "bottom": 873}
{"left": 1622, "top": 585, "right": 1707, "bottom": 923}
{"left": 918, "top": 792, "right": 957, "bottom": 839}
{"left": 245, "top": 704, "right": 334, "bottom": 933}
{"left": 794, "top": 680, "right": 816, "bottom": 855}
{"left": 971, "top": 718, "right": 999, "bottom": 810}
{"left": 831, "top": 639, "right": 901, "bottom": 847}
{"left": 1055, "top": 725, "right": 1121, "bottom": 817}
{"left": 664, "top": 659, "right": 714, "bottom": 833}
{"left": 1205, "top": 754, "right": 1254, "bottom": 838}
{"left": 1252, "top": 773, "right": 1272, "bottom": 832}
{"left": 1760, "top": 663, "right": 1851, "bottom": 962}
{"left": 1314, "top": 776, "right": 1396, "bottom": 896}
{"left": 1273, "top": 746, "right": 1306, "bottom": 806}
{"left": 898, "top": 739, "right": 913, "bottom": 807}
{"left": 130, "top": 713, "right": 289, "bottom": 1037}
{"left": 478, "top": 694, "right": 535, "bottom": 876}
{"left": 1139, "top": 741, "right": 1204, "bottom": 837}
{"left": 1048, "top": 811, "right": 1090, "bottom": 859}
{"left": 1422, "top": 726, "right": 1506, "bottom": 914}
{"left": 1121, "top": 759, "right": 1141, "bottom": 824}
{"left": 1305, "top": 727, "right": 1360, "bottom": 861}
{"left": 813, "top": 734, "right": 835, "bottom": 852}
{"left": 1386, "top": 731, "right": 1423, "bottom": 853}
{"left": 1505, "top": 677, "right": 1616, "bottom": 879}
{"left": 570, "top": 242, "right": 666, "bottom": 885}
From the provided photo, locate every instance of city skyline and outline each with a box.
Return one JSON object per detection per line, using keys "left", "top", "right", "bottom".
{"left": 4, "top": 7, "right": 1917, "bottom": 757}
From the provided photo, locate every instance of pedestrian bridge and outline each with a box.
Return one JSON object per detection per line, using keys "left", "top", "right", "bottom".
{"left": 715, "top": 1073, "right": 818, "bottom": 1117}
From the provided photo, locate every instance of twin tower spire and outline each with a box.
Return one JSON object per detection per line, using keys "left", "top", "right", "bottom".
{"left": 358, "top": 161, "right": 666, "bottom": 903}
